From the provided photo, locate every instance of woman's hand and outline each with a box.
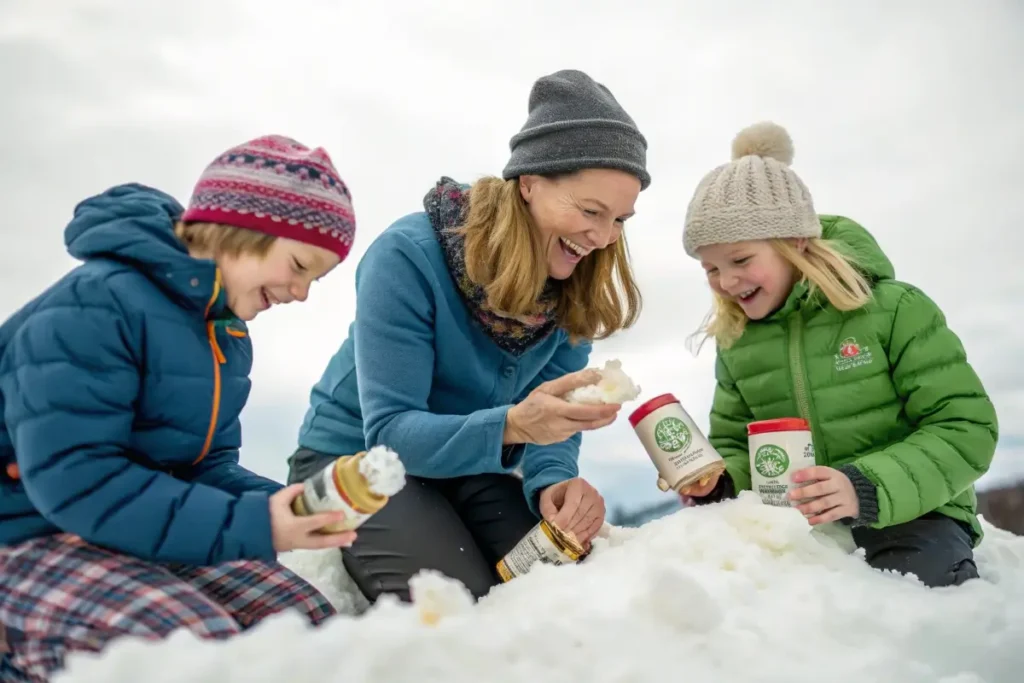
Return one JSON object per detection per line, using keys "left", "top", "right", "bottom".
{"left": 504, "top": 369, "right": 620, "bottom": 446}
{"left": 269, "top": 484, "right": 358, "bottom": 552}
{"left": 788, "top": 466, "right": 860, "bottom": 525}
{"left": 539, "top": 477, "right": 606, "bottom": 545}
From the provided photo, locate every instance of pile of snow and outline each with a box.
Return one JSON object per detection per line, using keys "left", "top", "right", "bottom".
{"left": 56, "top": 493, "right": 1024, "bottom": 682}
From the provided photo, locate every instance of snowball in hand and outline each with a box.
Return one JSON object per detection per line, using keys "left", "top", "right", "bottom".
{"left": 563, "top": 359, "right": 641, "bottom": 405}
{"left": 358, "top": 445, "right": 406, "bottom": 496}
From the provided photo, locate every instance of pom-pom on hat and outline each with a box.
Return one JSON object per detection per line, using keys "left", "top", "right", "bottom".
{"left": 182, "top": 135, "right": 356, "bottom": 261}
{"left": 682, "top": 122, "right": 820, "bottom": 258}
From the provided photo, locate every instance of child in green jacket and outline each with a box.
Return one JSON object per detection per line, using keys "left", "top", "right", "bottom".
{"left": 681, "top": 122, "right": 999, "bottom": 588}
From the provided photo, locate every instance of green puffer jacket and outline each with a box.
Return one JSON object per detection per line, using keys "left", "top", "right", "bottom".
{"left": 708, "top": 215, "right": 998, "bottom": 542}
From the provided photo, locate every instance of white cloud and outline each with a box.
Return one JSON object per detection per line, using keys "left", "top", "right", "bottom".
{"left": 2, "top": 0, "right": 1022, "bottom": 503}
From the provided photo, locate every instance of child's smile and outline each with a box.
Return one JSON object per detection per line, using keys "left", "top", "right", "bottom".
{"left": 698, "top": 239, "right": 800, "bottom": 320}
{"left": 219, "top": 239, "right": 340, "bottom": 321}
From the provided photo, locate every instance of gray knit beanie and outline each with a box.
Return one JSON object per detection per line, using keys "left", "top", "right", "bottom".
{"left": 682, "top": 122, "right": 820, "bottom": 258}
{"left": 502, "top": 69, "right": 650, "bottom": 190}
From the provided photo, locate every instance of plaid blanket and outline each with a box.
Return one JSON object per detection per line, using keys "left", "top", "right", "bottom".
{"left": 0, "top": 534, "right": 335, "bottom": 682}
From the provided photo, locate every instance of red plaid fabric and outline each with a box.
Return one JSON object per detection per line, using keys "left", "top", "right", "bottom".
{"left": 0, "top": 534, "right": 335, "bottom": 682}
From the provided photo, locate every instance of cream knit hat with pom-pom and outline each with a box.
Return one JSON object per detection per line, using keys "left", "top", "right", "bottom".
{"left": 682, "top": 122, "right": 821, "bottom": 258}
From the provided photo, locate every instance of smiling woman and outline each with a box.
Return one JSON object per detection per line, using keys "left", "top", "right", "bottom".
{"left": 288, "top": 69, "right": 651, "bottom": 603}
{"left": 455, "top": 167, "right": 641, "bottom": 344}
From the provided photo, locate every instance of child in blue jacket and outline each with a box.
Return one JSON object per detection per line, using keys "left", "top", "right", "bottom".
{"left": 0, "top": 135, "right": 357, "bottom": 681}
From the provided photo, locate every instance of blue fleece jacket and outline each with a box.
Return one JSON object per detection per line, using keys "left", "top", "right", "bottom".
{"left": 0, "top": 184, "right": 282, "bottom": 564}
{"left": 296, "top": 211, "right": 592, "bottom": 513}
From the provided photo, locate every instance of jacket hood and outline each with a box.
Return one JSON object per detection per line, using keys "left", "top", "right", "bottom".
{"left": 819, "top": 214, "right": 895, "bottom": 281}
{"left": 65, "top": 183, "right": 226, "bottom": 316}
{"left": 765, "top": 214, "right": 894, "bottom": 322}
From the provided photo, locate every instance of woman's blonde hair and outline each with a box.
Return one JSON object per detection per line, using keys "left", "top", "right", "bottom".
{"left": 693, "top": 237, "right": 872, "bottom": 351}
{"left": 457, "top": 176, "right": 641, "bottom": 342}
{"left": 174, "top": 221, "right": 276, "bottom": 258}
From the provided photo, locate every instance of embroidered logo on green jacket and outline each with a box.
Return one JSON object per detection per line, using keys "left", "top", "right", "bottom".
{"left": 834, "top": 336, "right": 874, "bottom": 372}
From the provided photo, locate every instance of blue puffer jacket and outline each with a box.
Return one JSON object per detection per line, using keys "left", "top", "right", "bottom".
{"left": 0, "top": 183, "right": 282, "bottom": 565}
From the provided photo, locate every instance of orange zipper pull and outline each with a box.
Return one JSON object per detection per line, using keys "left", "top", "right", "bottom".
{"left": 207, "top": 322, "right": 226, "bottom": 364}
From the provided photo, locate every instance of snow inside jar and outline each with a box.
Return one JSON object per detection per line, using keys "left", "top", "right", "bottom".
{"left": 291, "top": 445, "right": 406, "bottom": 533}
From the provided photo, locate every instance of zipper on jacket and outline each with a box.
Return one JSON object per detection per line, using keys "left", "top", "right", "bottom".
{"left": 194, "top": 270, "right": 226, "bottom": 466}
{"left": 194, "top": 321, "right": 225, "bottom": 465}
{"left": 788, "top": 316, "right": 811, "bottom": 421}
{"left": 787, "top": 314, "right": 823, "bottom": 462}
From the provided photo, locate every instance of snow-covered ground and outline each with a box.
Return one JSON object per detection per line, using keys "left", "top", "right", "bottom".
{"left": 53, "top": 493, "right": 1024, "bottom": 683}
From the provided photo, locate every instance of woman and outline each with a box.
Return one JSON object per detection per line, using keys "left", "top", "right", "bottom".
{"left": 288, "top": 69, "right": 651, "bottom": 601}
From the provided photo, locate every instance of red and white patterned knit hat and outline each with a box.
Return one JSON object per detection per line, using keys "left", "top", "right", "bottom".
{"left": 182, "top": 135, "right": 355, "bottom": 260}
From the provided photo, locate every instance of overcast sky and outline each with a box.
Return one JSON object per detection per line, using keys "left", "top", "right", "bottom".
{"left": 2, "top": 0, "right": 1022, "bottom": 512}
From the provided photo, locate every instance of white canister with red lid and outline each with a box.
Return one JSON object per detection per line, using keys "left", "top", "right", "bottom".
{"left": 747, "top": 418, "right": 817, "bottom": 507}
{"left": 629, "top": 393, "right": 725, "bottom": 493}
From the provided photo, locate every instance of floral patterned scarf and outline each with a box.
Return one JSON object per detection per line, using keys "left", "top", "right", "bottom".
{"left": 423, "top": 176, "right": 559, "bottom": 356}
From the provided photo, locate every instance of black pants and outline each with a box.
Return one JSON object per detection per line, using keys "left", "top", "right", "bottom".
{"left": 851, "top": 512, "right": 979, "bottom": 587}
{"left": 287, "top": 448, "right": 539, "bottom": 602}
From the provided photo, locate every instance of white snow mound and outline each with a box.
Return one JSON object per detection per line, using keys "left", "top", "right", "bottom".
{"left": 55, "top": 493, "right": 1024, "bottom": 683}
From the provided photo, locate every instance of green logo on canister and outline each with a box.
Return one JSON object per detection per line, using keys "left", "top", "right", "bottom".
{"left": 654, "top": 417, "right": 691, "bottom": 453}
{"left": 754, "top": 444, "right": 790, "bottom": 478}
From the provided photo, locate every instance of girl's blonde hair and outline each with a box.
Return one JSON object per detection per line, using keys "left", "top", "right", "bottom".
{"left": 458, "top": 176, "right": 641, "bottom": 342}
{"left": 693, "top": 237, "right": 872, "bottom": 351}
{"left": 174, "top": 221, "right": 276, "bottom": 258}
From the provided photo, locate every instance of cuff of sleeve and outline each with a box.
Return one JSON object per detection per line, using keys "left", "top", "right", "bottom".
{"left": 235, "top": 492, "right": 278, "bottom": 561}
{"left": 722, "top": 460, "right": 752, "bottom": 493}
{"left": 481, "top": 405, "right": 516, "bottom": 471}
{"left": 691, "top": 471, "right": 736, "bottom": 506}
{"left": 838, "top": 463, "right": 880, "bottom": 527}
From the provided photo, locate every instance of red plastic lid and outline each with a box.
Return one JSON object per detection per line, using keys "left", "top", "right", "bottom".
{"left": 628, "top": 393, "right": 680, "bottom": 427}
{"left": 747, "top": 418, "right": 810, "bottom": 435}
